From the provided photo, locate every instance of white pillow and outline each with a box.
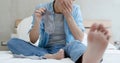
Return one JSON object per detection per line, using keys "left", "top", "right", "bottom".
{"left": 17, "top": 16, "right": 39, "bottom": 46}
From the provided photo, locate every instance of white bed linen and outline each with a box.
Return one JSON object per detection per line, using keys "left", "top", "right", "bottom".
{"left": 103, "top": 50, "right": 120, "bottom": 63}
{"left": 0, "top": 50, "right": 120, "bottom": 63}
{"left": 0, "top": 51, "right": 74, "bottom": 63}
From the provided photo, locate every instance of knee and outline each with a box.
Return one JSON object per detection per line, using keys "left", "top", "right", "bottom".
{"left": 68, "top": 40, "right": 82, "bottom": 47}
{"left": 65, "top": 40, "right": 87, "bottom": 62}
{"left": 7, "top": 38, "right": 21, "bottom": 48}
{"left": 66, "top": 40, "right": 87, "bottom": 52}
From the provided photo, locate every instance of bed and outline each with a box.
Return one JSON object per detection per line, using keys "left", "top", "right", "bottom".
{"left": 1, "top": 50, "right": 120, "bottom": 63}
{"left": 0, "top": 16, "right": 120, "bottom": 63}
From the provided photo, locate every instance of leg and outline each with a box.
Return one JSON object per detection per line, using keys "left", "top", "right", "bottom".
{"left": 64, "top": 41, "right": 87, "bottom": 62}
{"left": 82, "top": 23, "right": 110, "bottom": 63}
{"left": 7, "top": 38, "right": 65, "bottom": 60}
{"left": 7, "top": 38, "right": 48, "bottom": 56}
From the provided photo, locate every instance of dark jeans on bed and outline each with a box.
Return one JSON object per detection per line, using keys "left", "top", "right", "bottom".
{"left": 7, "top": 38, "right": 86, "bottom": 62}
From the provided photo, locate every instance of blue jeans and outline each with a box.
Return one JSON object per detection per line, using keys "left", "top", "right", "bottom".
{"left": 7, "top": 38, "right": 86, "bottom": 62}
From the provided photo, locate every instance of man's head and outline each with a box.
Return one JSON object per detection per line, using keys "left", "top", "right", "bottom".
{"left": 54, "top": 0, "right": 75, "bottom": 13}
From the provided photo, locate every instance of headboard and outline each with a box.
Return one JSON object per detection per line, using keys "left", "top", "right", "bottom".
{"left": 15, "top": 19, "right": 113, "bottom": 43}
{"left": 15, "top": 19, "right": 111, "bottom": 33}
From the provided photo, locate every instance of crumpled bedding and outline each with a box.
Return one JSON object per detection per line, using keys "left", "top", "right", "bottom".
{"left": 0, "top": 51, "right": 74, "bottom": 63}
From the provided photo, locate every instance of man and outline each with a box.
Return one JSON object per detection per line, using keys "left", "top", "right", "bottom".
{"left": 7, "top": 0, "right": 110, "bottom": 63}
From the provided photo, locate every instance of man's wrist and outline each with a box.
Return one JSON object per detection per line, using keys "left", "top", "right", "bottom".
{"left": 35, "top": 17, "right": 42, "bottom": 22}
{"left": 64, "top": 13, "right": 72, "bottom": 19}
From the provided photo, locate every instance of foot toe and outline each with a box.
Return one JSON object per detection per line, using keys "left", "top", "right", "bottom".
{"left": 90, "top": 23, "right": 98, "bottom": 32}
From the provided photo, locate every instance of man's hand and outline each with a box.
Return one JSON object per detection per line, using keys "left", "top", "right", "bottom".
{"left": 55, "top": 0, "right": 73, "bottom": 15}
{"left": 29, "top": 8, "right": 46, "bottom": 43}
{"left": 57, "top": 0, "right": 84, "bottom": 42}
{"left": 62, "top": 0, "right": 73, "bottom": 15}
{"left": 34, "top": 8, "right": 46, "bottom": 22}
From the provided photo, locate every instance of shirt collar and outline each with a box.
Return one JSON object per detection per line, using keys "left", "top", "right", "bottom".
{"left": 48, "top": 1, "right": 55, "bottom": 14}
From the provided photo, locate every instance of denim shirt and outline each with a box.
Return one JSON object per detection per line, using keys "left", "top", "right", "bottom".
{"left": 32, "top": 2, "right": 85, "bottom": 47}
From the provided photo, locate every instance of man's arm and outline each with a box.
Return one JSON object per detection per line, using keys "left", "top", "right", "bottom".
{"left": 29, "top": 8, "right": 46, "bottom": 43}
{"left": 61, "top": 0, "right": 84, "bottom": 42}
{"left": 64, "top": 14, "right": 84, "bottom": 42}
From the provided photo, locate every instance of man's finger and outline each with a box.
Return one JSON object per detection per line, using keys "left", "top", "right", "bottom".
{"left": 35, "top": 10, "right": 41, "bottom": 13}
{"left": 64, "top": 0, "right": 72, "bottom": 13}
{"left": 36, "top": 8, "right": 46, "bottom": 15}
{"left": 62, "top": 1, "right": 67, "bottom": 12}
{"left": 41, "top": 9, "right": 46, "bottom": 13}
{"left": 62, "top": 1, "right": 70, "bottom": 13}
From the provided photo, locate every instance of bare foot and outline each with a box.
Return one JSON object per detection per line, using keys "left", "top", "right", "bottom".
{"left": 82, "top": 23, "right": 110, "bottom": 63}
{"left": 44, "top": 49, "right": 64, "bottom": 60}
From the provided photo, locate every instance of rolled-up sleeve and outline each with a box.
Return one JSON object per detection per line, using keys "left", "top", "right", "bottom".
{"left": 29, "top": 4, "right": 44, "bottom": 33}
{"left": 73, "top": 5, "right": 85, "bottom": 32}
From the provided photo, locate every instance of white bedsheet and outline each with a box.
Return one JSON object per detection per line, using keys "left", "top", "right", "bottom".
{"left": 0, "top": 50, "right": 120, "bottom": 63}
{"left": 103, "top": 50, "right": 120, "bottom": 63}
{"left": 0, "top": 51, "right": 74, "bottom": 63}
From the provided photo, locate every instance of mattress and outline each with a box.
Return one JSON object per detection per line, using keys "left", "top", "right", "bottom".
{"left": 102, "top": 50, "right": 120, "bottom": 63}
{"left": 0, "top": 51, "right": 74, "bottom": 63}
{"left": 0, "top": 50, "right": 120, "bottom": 63}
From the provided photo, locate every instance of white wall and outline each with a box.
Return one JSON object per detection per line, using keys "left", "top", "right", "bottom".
{"left": 0, "top": 0, "right": 12, "bottom": 41}
{"left": 0, "top": 0, "right": 50, "bottom": 41}
{"left": 77, "top": 0, "right": 120, "bottom": 41}
{"left": 0, "top": 0, "right": 120, "bottom": 43}
{"left": 12, "top": 0, "right": 50, "bottom": 19}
